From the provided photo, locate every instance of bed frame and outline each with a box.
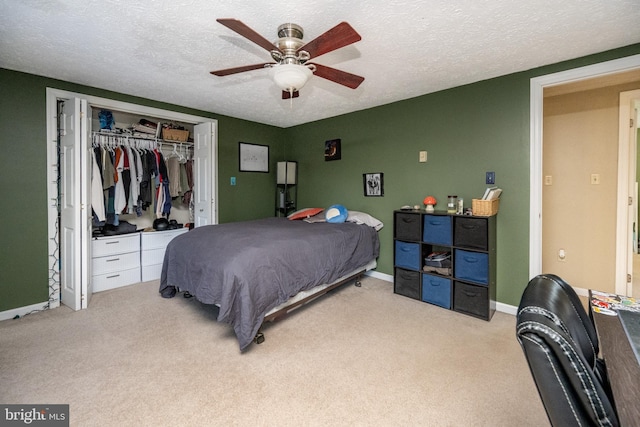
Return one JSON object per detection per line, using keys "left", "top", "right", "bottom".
{"left": 178, "top": 260, "right": 375, "bottom": 347}
{"left": 253, "top": 268, "right": 366, "bottom": 344}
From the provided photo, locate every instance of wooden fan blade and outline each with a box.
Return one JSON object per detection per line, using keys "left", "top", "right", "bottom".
{"left": 210, "top": 63, "right": 273, "bottom": 76}
{"left": 217, "top": 18, "right": 281, "bottom": 53}
{"left": 310, "top": 63, "right": 364, "bottom": 89}
{"left": 282, "top": 90, "right": 300, "bottom": 99}
{"left": 298, "top": 22, "right": 361, "bottom": 59}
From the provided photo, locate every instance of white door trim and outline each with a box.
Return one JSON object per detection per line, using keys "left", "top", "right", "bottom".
{"left": 46, "top": 88, "right": 218, "bottom": 309}
{"left": 529, "top": 54, "right": 640, "bottom": 293}
{"left": 618, "top": 89, "right": 640, "bottom": 296}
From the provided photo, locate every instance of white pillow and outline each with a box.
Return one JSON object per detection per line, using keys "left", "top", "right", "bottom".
{"left": 346, "top": 211, "right": 383, "bottom": 231}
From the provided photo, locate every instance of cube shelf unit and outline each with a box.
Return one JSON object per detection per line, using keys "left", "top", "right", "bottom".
{"left": 393, "top": 210, "right": 497, "bottom": 320}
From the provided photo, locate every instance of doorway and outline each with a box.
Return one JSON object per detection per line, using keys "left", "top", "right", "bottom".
{"left": 530, "top": 54, "right": 640, "bottom": 297}
{"left": 46, "top": 88, "right": 219, "bottom": 310}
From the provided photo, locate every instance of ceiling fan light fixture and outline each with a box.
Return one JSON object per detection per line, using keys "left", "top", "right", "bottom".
{"left": 270, "top": 63, "right": 312, "bottom": 92}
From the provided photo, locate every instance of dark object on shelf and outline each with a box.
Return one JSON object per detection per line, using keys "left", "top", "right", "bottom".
{"left": 153, "top": 218, "right": 169, "bottom": 231}
{"left": 424, "top": 251, "right": 451, "bottom": 268}
{"left": 92, "top": 221, "right": 138, "bottom": 237}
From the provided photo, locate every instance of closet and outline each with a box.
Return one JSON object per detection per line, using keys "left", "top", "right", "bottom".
{"left": 47, "top": 88, "right": 217, "bottom": 311}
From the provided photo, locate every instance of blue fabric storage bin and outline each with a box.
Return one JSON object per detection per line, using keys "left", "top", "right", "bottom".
{"left": 454, "top": 249, "right": 489, "bottom": 285}
{"left": 422, "top": 274, "right": 451, "bottom": 309}
{"left": 423, "top": 215, "right": 452, "bottom": 246}
{"left": 395, "top": 241, "right": 420, "bottom": 270}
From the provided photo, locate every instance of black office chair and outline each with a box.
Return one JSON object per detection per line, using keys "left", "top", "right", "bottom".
{"left": 516, "top": 274, "right": 619, "bottom": 427}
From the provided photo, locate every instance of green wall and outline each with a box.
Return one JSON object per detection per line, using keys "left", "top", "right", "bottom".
{"left": 283, "top": 44, "right": 640, "bottom": 307}
{"left": 0, "top": 69, "right": 283, "bottom": 312}
{"left": 1, "top": 43, "right": 639, "bottom": 313}
{"left": 284, "top": 74, "right": 530, "bottom": 306}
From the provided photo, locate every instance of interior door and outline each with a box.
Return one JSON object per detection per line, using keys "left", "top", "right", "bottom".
{"left": 59, "top": 97, "right": 91, "bottom": 310}
{"left": 193, "top": 122, "right": 215, "bottom": 227}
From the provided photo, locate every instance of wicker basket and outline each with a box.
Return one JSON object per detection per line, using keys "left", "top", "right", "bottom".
{"left": 472, "top": 198, "right": 499, "bottom": 216}
{"left": 162, "top": 128, "right": 189, "bottom": 142}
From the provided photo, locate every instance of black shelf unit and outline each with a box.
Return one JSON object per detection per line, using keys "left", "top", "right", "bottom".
{"left": 393, "top": 210, "right": 497, "bottom": 320}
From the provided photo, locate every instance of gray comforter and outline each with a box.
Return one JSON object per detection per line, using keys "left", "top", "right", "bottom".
{"left": 159, "top": 217, "right": 380, "bottom": 350}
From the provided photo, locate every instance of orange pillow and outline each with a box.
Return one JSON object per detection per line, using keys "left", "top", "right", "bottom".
{"left": 287, "top": 208, "right": 324, "bottom": 220}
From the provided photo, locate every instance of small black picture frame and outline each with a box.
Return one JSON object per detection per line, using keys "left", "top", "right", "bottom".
{"left": 239, "top": 142, "right": 269, "bottom": 172}
{"left": 324, "top": 138, "right": 341, "bottom": 161}
{"left": 363, "top": 172, "right": 384, "bottom": 197}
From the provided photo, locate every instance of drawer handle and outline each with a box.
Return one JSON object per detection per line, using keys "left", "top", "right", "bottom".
{"left": 429, "top": 281, "right": 441, "bottom": 287}
{"left": 106, "top": 274, "right": 121, "bottom": 279}
{"left": 460, "top": 224, "right": 479, "bottom": 230}
{"left": 463, "top": 290, "right": 479, "bottom": 297}
{"left": 106, "top": 258, "right": 120, "bottom": 262}
{"left": 401, "top": 218, "right": 414, "bottom": 224}
{"left": 105, "top": 241, "right": 120, "bottom": 245}
{"left": 400, "top": 247, "right": 414, "bottom": 253}
{"left": 463, "top": 257, "right": 479, "bottom": 263}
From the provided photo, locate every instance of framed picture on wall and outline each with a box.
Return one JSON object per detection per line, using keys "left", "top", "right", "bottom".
{"left": 239, "top": 142, "right": 269, "bottom": 172}
{"left": 324, "top": 138, "right": 341, "bottom": 161}
{"left": 363, "top": 172, "right": 384, "bottom": 197}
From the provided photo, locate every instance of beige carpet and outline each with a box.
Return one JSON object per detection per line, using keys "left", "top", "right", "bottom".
{"left": 0, "top": 277, "right": 548, "bottom": 426}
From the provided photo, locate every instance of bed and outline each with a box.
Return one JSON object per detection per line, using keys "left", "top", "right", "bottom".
{"left": 159, "top": 215, "right": 381, "bottom": 350}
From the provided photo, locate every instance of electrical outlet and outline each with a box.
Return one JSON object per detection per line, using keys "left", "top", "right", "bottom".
{"left": 486, "top": 171, "right": 495, "bottom": 185}
{"left": 558, "top": 249, "right": 566, "bottom": 262}
{"left": 419, "top": 151, "right": 427, "bottom": 163}
{"left": 591, "top": 174, "right": 600, "bottom": 185}
{"left": 230, "top": 176, "right": 236, "bottom": 186}
{"left": 545, "top": 175, "right": 553, "bottom": 186}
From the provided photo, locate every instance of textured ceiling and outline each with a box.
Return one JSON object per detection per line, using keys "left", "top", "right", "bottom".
{"left": 1, "top": 0, "right": 639, "bottom": 128}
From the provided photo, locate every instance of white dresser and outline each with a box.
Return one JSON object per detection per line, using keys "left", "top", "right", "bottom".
{"left": 91, "top": 233, "right": 141, "bottom": 292}
{"left": 140, "top": 228, "right": 189, "bottom": 282}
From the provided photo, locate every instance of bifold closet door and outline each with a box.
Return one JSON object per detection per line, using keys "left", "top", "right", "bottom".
{"left": 193, "top": 122, "right": 215, "bottom": 227}
{"left": 59, "top": 97, "right": 93, "bottom": 311}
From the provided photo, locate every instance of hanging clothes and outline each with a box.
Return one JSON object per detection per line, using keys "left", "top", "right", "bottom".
{"left": 113, "top": 147, "right": 126, "bottom": 215}
{"left": 167, "top": 156, "right": 181, "bottom": 198}
{"left": 91, "top": 150, "right": 106, "bottom": 221}
{"left": 153, "top": 148, "right": 171, "bottom": 218}
{"left": 125, "top": 146, "right": 140, "bottom": 215}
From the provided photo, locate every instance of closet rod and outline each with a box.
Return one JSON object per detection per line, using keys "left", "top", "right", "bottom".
{"left": 91, "top": 131, "right": 193, "bottom": 153}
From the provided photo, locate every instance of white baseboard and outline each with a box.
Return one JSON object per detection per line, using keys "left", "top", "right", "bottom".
{"left": 496, "top": 302, "right": 518, "bottom": 316}
{"left": 365, "top": 270, "right": 393, "bottom": 282}
{"left": 366, "top": 270, "right": 518, "bottom": 316}
{"left": 0, "top": 301, "right": 51, "bottom": 321}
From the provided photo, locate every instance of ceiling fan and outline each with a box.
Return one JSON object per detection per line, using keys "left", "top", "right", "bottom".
{"left": 210, "top": 19, "right": 364, "bottom": 99}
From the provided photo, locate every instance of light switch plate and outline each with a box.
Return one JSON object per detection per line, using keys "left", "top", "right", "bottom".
{"left": 486, "top": 171, "right": 495, "bottom": 185}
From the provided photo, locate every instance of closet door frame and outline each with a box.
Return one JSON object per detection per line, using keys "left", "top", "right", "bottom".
{"left": 46, "top": 88, "right": 218, "bottom": 311}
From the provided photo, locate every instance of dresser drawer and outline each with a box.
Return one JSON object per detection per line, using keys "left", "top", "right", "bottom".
{"left": 140, "top": 228, "right": 188, "bottom": 251}
{"left": 92, "top": 267, "right": 141, "bottom": 292}
{"left": 454, "top": 217, "right": 488, "bottom": 250}
{"left": 395, "top": 241, "right": 420, "bottom": 270}
{"left": 394, "top": 268, "right": 420, "bottom": 300}
{"left": 422, "top": 274, "right": 451, "bottom": 309}
{"left": 141, "top": 264, "right": 163, "bottom": 282}
{"left": 454, "top": 249, "right": 489, "bottom": 285}
{"left": 423, "top": 215, "right": 452, "bottom": 246}
{"left": 92, "top": 233, "right": 140, "bottom": 257}
{"left": 394, "top": 212, "right": 421, "bottom": 241}
{"left": 92, "top": 251, "right": 140, "bottom": 275}
{"left": 141, "top": 247, "right": 165, "bottom": 267}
